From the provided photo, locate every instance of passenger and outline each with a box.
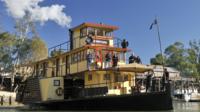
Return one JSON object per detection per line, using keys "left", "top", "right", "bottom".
{"left": 1, "top": 96, "right": 3, "bottom": 105}
{"left": 121, "top": 39, "right": 129, "bottom": 48}
{"left": 163, "top": 68, "right": 169, "bottom": 83}
{"left": 136, "top": 56, "right": 142, "bottom": 64}
{"left": 112, "top": 53, "right": 118, "bottom": 67}
{"left": 129, "top": 53, "right": 137, "bottom": 64}
{"left": 9, "top": 96, "right": 12, "bottom": 105}
{"left": 105, "top": 52, "right": 112, "bottom": 68}
{"left": 146, "top": 71, "right": 153, "bottom": 92}
{"left": 134, "top": 83, "right": 141, "bottom": 93}
{"left": 95, "top": 51, "right": 101, "bottom": 69}
{"left": 86, "top": 52, "right": 93, "bottom": 70}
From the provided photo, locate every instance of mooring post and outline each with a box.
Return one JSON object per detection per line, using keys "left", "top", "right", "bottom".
{"left": 1, "top": 96, "right": 3, "bottom": 106}
{"left": 9, "top": 96, "right": 12, "bottom": 105}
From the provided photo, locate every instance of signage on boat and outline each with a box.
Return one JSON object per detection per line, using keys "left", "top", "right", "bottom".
{"left": 93, "top": 39, "right": 108, "bottom": 45}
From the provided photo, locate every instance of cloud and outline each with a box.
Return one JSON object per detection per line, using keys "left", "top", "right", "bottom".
{"left": 1, "top": 0, "right": 72, "bottom": 27}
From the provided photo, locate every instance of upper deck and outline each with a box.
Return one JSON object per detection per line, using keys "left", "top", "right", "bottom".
{"left": 48, "top": 22, "right": 125, "bottom": 55}
{"left": 18, "top": 22, "right": 135, "bottom": 78}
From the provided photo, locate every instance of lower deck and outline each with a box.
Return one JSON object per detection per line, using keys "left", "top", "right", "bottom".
{"left": 30, "top": 86, "right": 173, "bottom": 111}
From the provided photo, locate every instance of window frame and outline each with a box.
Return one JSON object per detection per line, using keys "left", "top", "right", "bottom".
{"left": 104, "top": 74, "right": 111, "bottom": 80}
{"left": 80, "top": 27, "right": 87, "bottom": 38}
{"left": 88, "top": 74, "right": 92, "bottom": 81}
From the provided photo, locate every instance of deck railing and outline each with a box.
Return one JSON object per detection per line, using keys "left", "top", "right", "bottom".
{"left": 48, "top": 41, "right": 70, "bottom": 57}
{"left": 48, "top": 36, "right": 125, "bottom": 57}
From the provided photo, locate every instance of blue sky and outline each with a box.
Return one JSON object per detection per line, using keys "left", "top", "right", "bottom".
{"left": 0, "top": 0, "right": 200, "bottom": 64}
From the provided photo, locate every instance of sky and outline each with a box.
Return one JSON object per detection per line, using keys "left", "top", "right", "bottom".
{"left": 0, "top": 0, "right": 200, "bottom": 64}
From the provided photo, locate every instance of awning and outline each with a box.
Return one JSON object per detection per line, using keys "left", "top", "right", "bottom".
{"left": 102, "top": 63, "right": 153, "bottom": 73}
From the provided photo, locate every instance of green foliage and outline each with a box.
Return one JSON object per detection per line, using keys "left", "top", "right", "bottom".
{"left": 30, "top": 37, "right": 48, "bottom": 62}
{"left": 150, "top": 53, "right": 165, "bottom": 65}
{"left": 164, "top": 42, "right": 186, "bottom": 71}
{"left": 151, "top": 41, "right": 200, "bottom": 78}
{"left": 0, "top": 32, "right": 48, "bottom": 72}
{"left": 0, "top": 32, "right": 16, "bottom": 71}
{"left": 50, "top": 49, "right": 63, "bottom": 57}
{"left": 13, "top": 38, "right": 32, "bottom": 64}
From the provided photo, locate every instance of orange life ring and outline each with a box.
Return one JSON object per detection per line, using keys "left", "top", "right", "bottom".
{"left": 55, "top": 87, "right": 63, "bottom": 96}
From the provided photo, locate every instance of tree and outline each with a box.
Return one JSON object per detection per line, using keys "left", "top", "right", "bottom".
{"left": 164, "top": 42, "right": 186, "bottom": 72}
{"left": 0, "top": 15, "right": 48, "bottom": 71}
{"left": 151, "top": 41, "right": 200, "bottom": 78}
{"left": 150, "top": 53, "right": 165, "bottom": 65}
{"left": 12, "top": 37, "right": 48, "bottom": 64}
{"left": 13, "top": 38, "right": 32, "bottom": 64}
{"left": 13, "top": 13, "right": 40, "bottom": 65}
{"left": 30, "top": 37, "right": 48, "bottom": 62}
{"left": 151, "top": 42, "right": 188, "bottom": 76}
{"left": 187, "top": 40, "right": 200, "bottom": 77}
{"left": 0, "top": 32, "right": 16, "bottom": 72}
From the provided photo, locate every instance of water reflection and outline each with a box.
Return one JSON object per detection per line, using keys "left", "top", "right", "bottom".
{"left": 0, "top": 101, "right": 200, "bottom": 112}
{"left": 172, "top": 101, "right": 200, "bottom": 112}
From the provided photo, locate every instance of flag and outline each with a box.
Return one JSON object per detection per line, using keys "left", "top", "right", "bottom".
{"left": 149, "top": 19, "right": 157, "bottom": 30}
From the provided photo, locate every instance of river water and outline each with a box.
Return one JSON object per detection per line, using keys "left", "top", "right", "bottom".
{"left": 0, "top": 101, "right": 199, "bottom": 112}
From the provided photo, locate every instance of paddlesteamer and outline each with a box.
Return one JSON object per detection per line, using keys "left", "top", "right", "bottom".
{"left": 16, "top": 22, "right": 173, "bottom": 110}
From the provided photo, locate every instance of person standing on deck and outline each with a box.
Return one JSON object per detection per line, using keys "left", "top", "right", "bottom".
{"left": 1, "top": 96, "right": 3, "bottom": 105}
{"left": 146, "top": 71, "right": 153, "bottom": 92}
{"left": 129, "top": 53, "right": 137, "bottom": 64}
{"left": 161, "top": 68, "right": 169, "bottom": 91}
{"left": 136, "top": 56, "right": 142, "bottom": 64}
{"left": 121, "top": 39, "right": 129, "bottom": 48}
{"left": 163, "top": 68, "right": 169, "bottom": 83}
{"left": 86, "top": 52, "right": 93, "bottom": 70}
{"left": 105, "top": 52, "right": 112, "bottom": 68}
{"left": 112, "top": 53, "right": 118, "bottom": 67}
{"left": 95, "top": 51, "right": 101, "bottom": 69}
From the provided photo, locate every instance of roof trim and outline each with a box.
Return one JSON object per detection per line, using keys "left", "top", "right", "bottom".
{"left": 70, "top": 22, "right": 119, "bottom": 31}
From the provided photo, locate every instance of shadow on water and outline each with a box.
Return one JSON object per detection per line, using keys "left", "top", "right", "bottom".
{"left": 0, "top": 101, "right": 200, "bottom": 112}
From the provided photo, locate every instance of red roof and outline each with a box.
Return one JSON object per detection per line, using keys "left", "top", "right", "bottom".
{"left": 70, "top": 22, "right": 119, "bottom": 31}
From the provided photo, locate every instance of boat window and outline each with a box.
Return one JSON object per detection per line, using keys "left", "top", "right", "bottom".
{"left": 54, "top": 80, "right": 60, "bottom": 86}
{"left": 62, "top": 57, "right": 66, "bottom": 63}
{"left": 88, "top": 74, "right": 92, "bottom": 81}
{"left": 71, "top": 54, "right": 74, "bottom": 64}
{"left": 81, "top": 51, "right": 84, "bottom": 61}
{"left": 105, "top": 31, "right": 112, "bottom": 37}
{"left": 51, "top": 69, "right": 55, "bottom": 77}
{"left": 88, "top": 27, "right": 95, "bottom": 36}
{"left": 81, "top": 50, "right": 86, "bottom": 61}
{"left": 53, "top": 60, "right": 56, "bottom": 65}
{"left": 66, "top": 56, "right": 70, "bottom": 66}
{"left": 45, "top": 62, "right": 48, "bottom": 67}
{"left": 77, "top": 52, "right": 81, "bottom": 62}
{"left": 71, "top": 52, "right": 85, "bottom": 64}
{"left": 96, "top": 28, "right": 104, "bottom": 36}
{"left": 124, "top": 75, "right": 129, "bottom": 81}
{"left": 80, "top": 27, "right": 87, "bottom": 38}
{"left": 114, "top": 75, "right": 123, "bottom": 82}
{"left": 74, "top": 53, "right": 76, "bottom": 63}
{"left": 104, "top": 74, "right": 110, "bottom": 80}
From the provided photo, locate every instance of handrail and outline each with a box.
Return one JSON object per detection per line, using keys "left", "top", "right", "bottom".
{"left": 47, "top": 36, "right": 125, "bottom": 57}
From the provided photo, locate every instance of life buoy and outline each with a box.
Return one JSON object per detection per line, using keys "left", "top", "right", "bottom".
{"left": 55, "top": 87, "right": 63, "bottom": 96}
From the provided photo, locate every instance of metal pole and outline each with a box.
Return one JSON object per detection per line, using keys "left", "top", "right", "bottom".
{"left": 155, "top": 18, "right": 164, "bottom": 67}
{"left": 155, "top": 17, "right": 165, "bottom": 91}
